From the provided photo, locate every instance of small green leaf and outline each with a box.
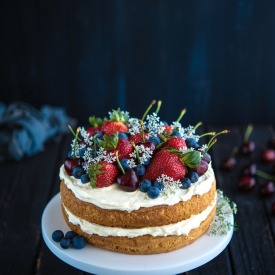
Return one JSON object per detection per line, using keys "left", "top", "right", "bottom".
{"left": 181, "top": 151, "right": 201, "bottom": 168}
{"left": 98, "top": 134, "right": 119, "bottom": 150}
{"left": 88, "top": 115, "right": 103, "bottom": 127}
{"left": 109, "top": 108, "right": 129, "bottom": 123}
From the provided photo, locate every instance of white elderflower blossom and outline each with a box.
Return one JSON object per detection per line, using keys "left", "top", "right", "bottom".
{"left": 182, "top": 125, "right": 200, "bottom": 141}
{"left": 80, "top": 127, "right": 93, "bottom": 146}
{"left": 127, "top": 158, "right": 137, "bottom": 168}
{"left": 171, "top": 121, "right": 185, "bottom": 136}
{"left": 145, "top": 113, "right": 165, "bottom": 137}
{"left": 127, "top": 118, "right": 141, "bottom": 135}
{"left": 156, "top": 174, "right": 182, "bottom": 196}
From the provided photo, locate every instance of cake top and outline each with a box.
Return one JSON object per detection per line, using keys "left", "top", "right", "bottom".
{"left": 63, "top": 100, "right": 227, "bottom": 199}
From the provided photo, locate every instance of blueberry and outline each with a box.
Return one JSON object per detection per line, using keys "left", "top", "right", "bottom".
{"left": 185, "top": 138, "right": 200, "bottom": 149}
{"left": 80, "top": 173, "right": 90, "bottom": 184}
{"left": 148, "top": 136, "right": 161, "bottom": 146}
{"left": 118, "top": 133, "right": 128, "bottom": 139}
{"left": 147, "top": 186, "right": 160, "bottom": 199}
{"left": 72, "top": 167, "right": 84, "bottom": 179}
{"left": 72, "top": 236, "right": 87, "bottom": 249}
{"left": 153, "top": 180, "right": 164, "bottom": 190}
{"left": 52, "top": 230, "right": 64, "bottom": 242}
{"left": 180, "top": 177, "right": 191, "bottom": 189}
{"left": 60, "top": 238, "right": 71, "bottom": 249}
{"left": 67, "top": 150, "right": 73, "bottom": 158}
{"left": 171, "top": 131, "right": 182, "bottom": 138}
{"left": 139, "top": 179, "right": 152, "bottom": 192}
{"left": 187, "top": 171, "right": 199, "bottom": 183}
{"left": 135, "top": 164, "right": 146, "bottom": 176}
{"left": 162, "top": 121, "right": 169, "bottom": 126}
{"left": 92, "top": 131, "right": 103, "bottom": 143}
{"left": 65, "top": 231, "right": 76, "bottom": 239}
{"left": 120, "top": 158, "right": 130, "bottom": 171}
{"left": 143, "top": 158, "right": 151, "bottom": 166}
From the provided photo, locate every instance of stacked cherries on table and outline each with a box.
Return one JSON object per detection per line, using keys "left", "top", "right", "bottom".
{"left": 221, "top": 124, "right": 275, "bottom": 216}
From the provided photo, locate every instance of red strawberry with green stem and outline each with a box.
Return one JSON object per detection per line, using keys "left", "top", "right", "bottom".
{"left": 101, "top": 109, "right": 129, "bottom": 135}
{"left": 161, "top": 136, "right": 187, "bottom": 150}
{"left": 144, "top": 149, "right": 201, "bottom": 182}
{"left": 88, "top": 161, "right": 119, "bottom": 188}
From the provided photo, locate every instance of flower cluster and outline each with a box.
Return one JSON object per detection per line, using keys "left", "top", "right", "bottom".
{"left": 127, "top": 144, "right": 153, "bottom": 168}
{"left": 182, "top": 125, "right": 200, "bottom": 141}
{"left": 145, "top": 113, "right": 165, "bottom": 137}
{"left": 156, "top": 174, "right": 182, "bottom": 196}
{"left": 127, "top": 118, "right": 141, "bottom": 135}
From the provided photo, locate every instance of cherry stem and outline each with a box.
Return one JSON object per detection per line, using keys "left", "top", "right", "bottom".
{"left": 176, "top": 108, "right": 186, "bottom": 122}
{"left": 142, "top": 100, "right": 156, "bottom": 122}
{"left": 131, "top": 141, "right": 140, "bottom": 162}
{"left": 155, "top": 100, "right": 162, "bottom": 114}
{"left": 206, "top": 138, "right": 217, "bottom": 153}
{"left": 244, "top": 124, "right": 253, "bottom": 142}
{"left": 256, "top": 170, "right": 275, "bottom": 181}
{"left": 72, "top": 127, "right": 80, "bottom": 158}
{"left": 208, "top": 130, "right": 229, "bottom": 147}
{"left": 194, "top": 121, "right": 202, "bottom": 130}
{"left": 200, "top": 132, "right": 215, "bottom": 138}
{"left": 116, "top": 151, "right": 125, "bottom": 174}
{"left": 68, "top": 125, "right": 82, "bottom": 141}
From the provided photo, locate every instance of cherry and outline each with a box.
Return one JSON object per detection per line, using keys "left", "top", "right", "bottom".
{"left": 240, "top": 124, "right": 255, "bottom": 155}
{"left": 196, "top": 160, "right": 209, "bottom": 176}
{"left": 259, "top": 181, "right": 275, "bottom": 197}
{"left": 238, "top": 176, "right": 256, "bottom": 191}
{"left": 117, "top": 169, "right": 139, "bottom": 192}
{"left": 202, "top": 153, "right": 211, "bottom": 164}
{"left": 261, "top": 149, "right": 275, "bottom": 163}
{"left": 240, "top": 140, "right": 256, "bottom": 155}
{"left": 242, "top": 163, "right": 257, "bottom": 176}
{"left": 64, "top": 157, "right": 83, "bottom": 175}
{"left": 137, "top": 141, "right": 156, "bottom": 153}
{"left": 221, "top": 156, "right": 236, "bottom": 171}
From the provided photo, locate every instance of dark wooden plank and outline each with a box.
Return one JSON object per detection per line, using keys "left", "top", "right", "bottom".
{"left": 208, "top": 125, "right": 275, "bottom": 275}
{"left": 0, "top": 138, "right": 67, "bottom": 274}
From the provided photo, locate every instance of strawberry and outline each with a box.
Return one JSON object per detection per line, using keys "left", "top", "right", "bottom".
{"left": 101, "top": 121, "right": 128, "bottom": 135}
{"left": 144, "top": 150, "right": 186, "bottom": 182}
{"left": 128, "top": 132, "right": 149, "bottom": 144}
{"left": 108, "top": 138, "right": 134, "bottom": 160}
{"left": 86, "top": 126, "right": 101, "bottom": 136}
{"left": 161, "top": 137, "right": 187, "bottom": 150}
{"left": 101, "top": 108, "right": 129, "bottom": 135}
{"left": 88, "top": 161, "right": 119, "bottom": 188}
{"left": 87, "top": 115, "right": 103, "bottom": 135}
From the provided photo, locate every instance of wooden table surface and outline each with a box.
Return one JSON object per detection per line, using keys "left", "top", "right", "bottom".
{"left": 1, "top": 125, "right": 275, "bottom": 275}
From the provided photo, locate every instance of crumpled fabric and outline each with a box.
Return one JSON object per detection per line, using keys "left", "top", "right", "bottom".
{"left": 0, "top": 102, "right": 73, "bottom": 162}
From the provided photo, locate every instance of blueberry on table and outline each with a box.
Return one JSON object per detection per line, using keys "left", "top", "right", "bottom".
{"left": 60, "top": 238, "right": 71, "bottom": 249}
{"left": 72, "top": 236, "right": 87, "bottom": 249}
{"left": 52, "top": 230, "right": 64, "bottom": 242}
{"left": 65, "top": 230, "right": 76, "bottom": 239}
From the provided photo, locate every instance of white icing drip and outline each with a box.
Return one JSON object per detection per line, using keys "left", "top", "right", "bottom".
{"left": 63, "top": 195, "right": 216, "bottom": 238}
{"left": 60, "top": 163, "right": 215, "bottom": 212}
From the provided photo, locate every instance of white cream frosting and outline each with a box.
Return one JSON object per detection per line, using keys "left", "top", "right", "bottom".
{"left": 63, "top": 195, "right": 216, "bottom": 238}
{"left": 60, "top": 164, "right": 215, "bottom": 212}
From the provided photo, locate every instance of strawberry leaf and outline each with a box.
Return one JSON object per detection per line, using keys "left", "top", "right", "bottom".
{"left": 88, "top": 162, "right": 105, "bottom": 188}
{"left": 181, "top": 151, "right": 201, "bottom": 168}
{"left": 88, "top": 115, "right": 103, "bottom": 127}
{"left": 109, "top": 108, "right": 129, "bottom": 123}
{"left": 98, "top": 134, "right": 119, "bottom": 150}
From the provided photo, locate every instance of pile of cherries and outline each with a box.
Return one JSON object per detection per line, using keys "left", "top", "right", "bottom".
{"left": 221, "top": 125, "right": 275, "bottom": 216}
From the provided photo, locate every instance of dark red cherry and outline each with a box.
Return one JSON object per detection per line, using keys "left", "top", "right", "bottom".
{"left": 117, "top": 169, "right": 139, "bottom": 192}
{"left": 259, "top": 181, "right": 275, "bottom": 197}
{"left": 261, "top": 149, "right": 275, "bottom": 163}
{"left": 240, "top": 140, "right": 256, "bottom": 155}
{"left": 196, "top": 160, "right": 209, "bottom": 176}
{"left": 242, "top": 163, "right": 257, "bottom": 176}
{"left": 64, "top": 157, "right": 83, "bottom": 175}
{"left": 238, "top": 176, "right": 256, "bottom": 191}
{"left": 221, "top": 157, "right": 236, "bottom": 171}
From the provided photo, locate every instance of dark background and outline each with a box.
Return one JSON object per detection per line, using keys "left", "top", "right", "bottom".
{"left": 1, "top": 0, "right": 275, "bottom": 126}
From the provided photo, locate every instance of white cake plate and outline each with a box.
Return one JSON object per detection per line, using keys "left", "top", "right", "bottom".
{"left": 41, "top": 193, "right": 234, "bottom": 275}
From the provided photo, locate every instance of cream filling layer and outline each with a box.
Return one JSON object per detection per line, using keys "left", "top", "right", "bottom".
{"left": 60, "top": 164, "right": 215, "bottom": 212}
{"left": 63, "top": 195, "right": 216, "bottom": 238}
